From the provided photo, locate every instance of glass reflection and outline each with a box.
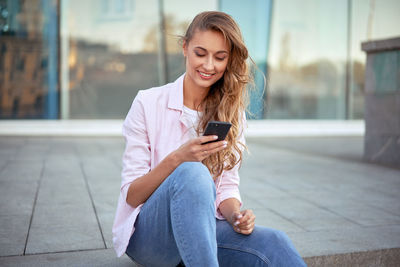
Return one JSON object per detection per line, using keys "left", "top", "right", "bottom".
{"left": 163, "top": 0, "right": 218, "bottom": 82}
{"left": 65, "top": 0, "right": 161, "bottom": 119}
{"left": 220, "top": 0, "right": 272, "bottom": 119}
{"left": 0, "top": 0, "right": 58, "bottom": 119}
{"left": 267, "top": 0, "right": 348, "bottom": 119}
{"left": 2, "top": 0, "right": 398, "bottom": 120}
{"left": 350, "top": 0, "right": 400, "bottom": 119}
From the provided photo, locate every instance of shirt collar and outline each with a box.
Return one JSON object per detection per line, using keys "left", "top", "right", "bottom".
{"left": 167, "top": 73, "right": 185, "bottom": 111}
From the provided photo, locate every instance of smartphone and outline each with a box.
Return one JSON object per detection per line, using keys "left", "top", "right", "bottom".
{"left": 202, "top": 121, "right": 232, "bottom": 144}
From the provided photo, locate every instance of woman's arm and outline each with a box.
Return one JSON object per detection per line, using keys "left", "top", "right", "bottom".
{"left": 218, "top": 198, "right": 241, "bottom": 224}
{"left": 126, "top": 135, "right": 227, "bottom": 208}
{"left": 217, "top": 112, "right": 255, "bottom": 234}
{"left": 126, "top": 150, "right": 181, "bottom": 208}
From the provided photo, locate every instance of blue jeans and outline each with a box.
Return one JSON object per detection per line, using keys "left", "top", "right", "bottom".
{"left": 125, "top": 162, "right": 306, "bottom": 267}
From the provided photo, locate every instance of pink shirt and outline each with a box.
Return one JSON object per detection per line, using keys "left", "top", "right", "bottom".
{"left": 112, "top": 74, "right": 245, "bottom": 257}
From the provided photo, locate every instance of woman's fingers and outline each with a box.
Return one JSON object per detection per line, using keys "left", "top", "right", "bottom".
{"left": 193, "top": 136, "right": 228, "bottom": 159}
{"left": 179, "top": 135, "right": 228, "bottom": 162}
{"left": 205, "top": 140, "right": 228, "bottom": 154}
{"left": 231, "top": 211, "right": 256, "bottom": 235}
{"left": 197, "top": 135, "right": 218, "bottom": 144}
{"left": 234, "top": 221, "right": 254, "bottom": 235}
{"left": 238, "top": 226, "right": 254, "bottom": 235}
{"left": 237, "top": 210, "right": 254, "bottom": 225}
{"left": 233, "top": 210, "right": 255, "bottom": 235}
{"left": 240, "top": 221, "right": 255, "bottom": 230}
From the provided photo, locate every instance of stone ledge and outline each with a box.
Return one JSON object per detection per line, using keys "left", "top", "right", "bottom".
{"left": 304, "top": 248, "right": 400, "bottom": 267}
{"left": 362, "top": 36, "right": 400, "bottom": 53}
{"left": 0, "top": 120, "right": 365, "bottom": 137}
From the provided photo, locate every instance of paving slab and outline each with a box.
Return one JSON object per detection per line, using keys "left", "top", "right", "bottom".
{"left": 291, "top": 225, "right": 400, "bottom": 258}
{"left": 0, "top": 135, "right": 399, "bottom": 266}
{"left": 0, "top": 248, "right": 135, "bottom": 267}
{"left": 241, "top": 193, "right": 268, "bottom": 209}
{"left": 240, "top": 175, "right": 289, "bottom": 199}
{"left": 250, "top": 136, "right": 365, "bottom": 162}
{"left": 327, "top": 202, "right": 400, "bottom": 227}
{"left": 0, "top": 214, "right": 31, "bottom": 256}
{"left": 0, "top": 161, "right": 42, "bottom": 256}
{"left": 25, "top": 157, "right": 104, "bottom": 254}
{"left": 255, "top": 196, "right": 360, "bottom": 231}
{"left": 250, "top": 208, "right": 306, "bottom": 233}
{"left": 80, "top": 157, "right": 122, "bottom": 248}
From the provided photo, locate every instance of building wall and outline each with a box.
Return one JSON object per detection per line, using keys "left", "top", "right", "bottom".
{"left": 1, "top": 0, "right": 399, "bottom": 120}
{"left": 0, "top": 0, "right": 58, "bottom": 119}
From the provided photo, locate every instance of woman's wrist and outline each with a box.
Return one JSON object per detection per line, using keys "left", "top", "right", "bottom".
{"left": 168, "top": 150, "right": 184, "bottom": 168}
{"left": 228, "top": 210, "right": 241, "bottom": 224}
{"left": 219, "top": 198, "right": 241, "bottom": 224}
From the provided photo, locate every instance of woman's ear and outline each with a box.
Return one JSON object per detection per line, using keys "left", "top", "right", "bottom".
{"left": 182, "top": 40, "right": 187, "bottom": 57}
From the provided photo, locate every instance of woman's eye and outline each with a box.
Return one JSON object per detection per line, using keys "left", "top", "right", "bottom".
{"left": 195, "top": 52, "right": 205, "bottom": 57}
{"left": 216, "top": 57, "right": 226, "bottom": 61}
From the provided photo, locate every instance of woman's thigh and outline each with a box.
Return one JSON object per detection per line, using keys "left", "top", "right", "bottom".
{"left": 125, "top": 173, "right": 181, "bottom": 267}
{"left": 125, "top": 162, "right": 217, "bottom": 267}
{"left": 216, "top": 219, "right": 306, "bottom": 267}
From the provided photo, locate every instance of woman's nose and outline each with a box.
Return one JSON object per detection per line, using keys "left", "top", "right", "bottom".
{"left": 203, "top": 56, "right": 214, "bottom": 71}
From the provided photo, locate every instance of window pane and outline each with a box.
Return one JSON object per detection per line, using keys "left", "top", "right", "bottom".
{"left": 350, "top": 0, "right": 400, "bottom": 119}
{"left": 0, "top": 0, "right": 58, "bottom": 119}
{"left": 220, "top": 0, "right": 272, "bottom": 119}
{"left": 267, "top": 0, "right": 348, "bottom": 119}
{"left": 64, "top": 0, "right": 161, "bottom": 119}
{"left": 163, "top": 0, "right": 218, "bottom": 83}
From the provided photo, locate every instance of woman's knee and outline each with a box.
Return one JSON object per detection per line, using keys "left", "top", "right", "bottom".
{"left": 257, "top": 228, "right": 305, "bottom": 266}
{"left": 172, "top": 162, "right": 215, "bottom": 196}
{"left": 258, "top": 228, "right": 293, "bottom": 251}
{"left": 176, "top": 161, "right": 209, "bottom": 174}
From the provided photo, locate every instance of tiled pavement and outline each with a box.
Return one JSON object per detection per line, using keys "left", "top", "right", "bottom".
{"left": 0, "top": 136, "right": 399, "bottom": 266}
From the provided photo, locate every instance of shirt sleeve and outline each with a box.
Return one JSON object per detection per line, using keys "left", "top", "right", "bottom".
{"left": 215, "top": 113, "right": 247, "bottom": 219}
{"left": 120, "top": 91, "right": 151, "bottom": 203}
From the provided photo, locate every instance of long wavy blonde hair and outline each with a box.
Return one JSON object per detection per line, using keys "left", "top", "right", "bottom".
{"left": 183, "top": 11, "right": 254, "bottom": 178}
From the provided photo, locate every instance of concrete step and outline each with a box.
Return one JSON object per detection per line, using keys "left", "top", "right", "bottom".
{"left": 304, "top": 248, "right": 400, "bottom": 267}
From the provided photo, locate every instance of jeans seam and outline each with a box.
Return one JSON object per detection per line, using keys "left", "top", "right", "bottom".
{"left": 218, "top": 243, "right": 271, "bottom": 266}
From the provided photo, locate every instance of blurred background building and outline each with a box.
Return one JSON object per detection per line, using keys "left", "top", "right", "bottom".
{"left": 0, "top": 0, "right": 399, "bottom": 120}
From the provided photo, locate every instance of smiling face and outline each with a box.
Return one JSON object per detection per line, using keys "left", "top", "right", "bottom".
{"left": 183, "top": 30, "right": 230, "bottom": 92}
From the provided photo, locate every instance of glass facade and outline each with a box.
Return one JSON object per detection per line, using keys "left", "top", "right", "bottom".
{"left": 163, "top": 0, "right": 218, "bottom": 83}
{"left": 0, "top": 0, "right": 58, "bottom": 119}
{"left": 1, "top": 0, "right": 399, "bottom": 120}
{"left": 63, "top": 0, "right": 161, "bottom": 119}
{"left": 220, "top": 0, "right": 272, "bottom": 119}
{"left": 268, "top": 0, "right": 349, "bottom": 119}
{"left": 350, "top": 0, "right": 400, "bottom": 119}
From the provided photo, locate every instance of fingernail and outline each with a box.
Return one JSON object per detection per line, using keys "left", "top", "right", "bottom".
{"left": 234, "top": 221, "right": 239, "bottom": 226}
{"left": 213, "top": 135, "right": 218, "bottom": 139}
{"left": 237, "top": 214, "right": 243, "bottom": 219}
{"left": 223, "top": 141, "right": 228, "bottom": 145}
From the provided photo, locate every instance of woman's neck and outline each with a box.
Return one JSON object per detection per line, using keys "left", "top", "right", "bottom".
{"left": 183, "top": 75, "right": 209, "bottom": 111}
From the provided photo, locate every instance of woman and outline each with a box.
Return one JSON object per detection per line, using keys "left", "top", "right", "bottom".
{"left": 113, "top": 11, "right": 306, "bottom": 267}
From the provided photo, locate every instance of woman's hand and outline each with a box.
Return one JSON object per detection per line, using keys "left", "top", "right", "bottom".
{"left": 174, "top": 135, "right": 227, "bottom": 163}
{"left": 230, "top": 209, "right": 256, "bottom": 235}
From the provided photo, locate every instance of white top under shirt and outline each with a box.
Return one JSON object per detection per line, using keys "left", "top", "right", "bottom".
{"left": 182, "top": 105, "right": 203, "bottom": 138}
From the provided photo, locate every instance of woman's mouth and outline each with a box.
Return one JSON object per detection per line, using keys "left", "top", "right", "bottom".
{"left": 198, "top": 71, "right": 214, "bottom": 80}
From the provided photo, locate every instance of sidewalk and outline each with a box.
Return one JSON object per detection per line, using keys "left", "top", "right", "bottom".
{"left": 0, "top": 136, "right": 399, "bottom": 266}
